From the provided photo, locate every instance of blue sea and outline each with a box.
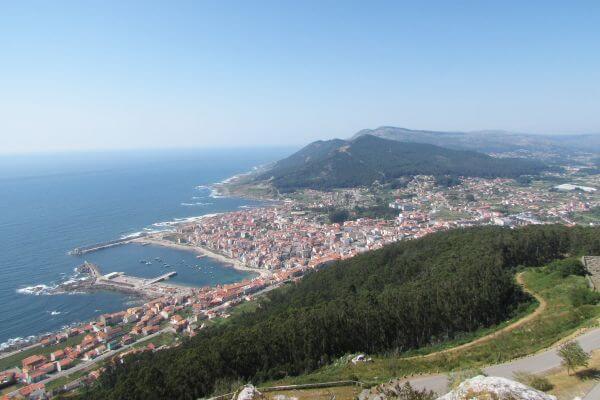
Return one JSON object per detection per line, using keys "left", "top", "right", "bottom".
{"left": 0, "top": 147, "right": 291, "bottom": 348}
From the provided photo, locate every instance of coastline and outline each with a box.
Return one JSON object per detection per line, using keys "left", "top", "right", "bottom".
{"left": 132, "top": 237, "right": 270, "bottom": 278}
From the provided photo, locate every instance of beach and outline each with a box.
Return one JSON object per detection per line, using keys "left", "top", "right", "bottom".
{"left": 132, "top": 236, "right": 271, "bottom": 278}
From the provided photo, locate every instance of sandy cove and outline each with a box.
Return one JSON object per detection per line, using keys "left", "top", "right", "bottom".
{"left": 132, "top": 237, "right": 271, "bottom": 279}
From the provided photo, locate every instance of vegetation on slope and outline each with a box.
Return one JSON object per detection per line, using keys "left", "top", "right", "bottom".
{"left": 258, "top": 135, "right": 546, "bottom": 191}
{"left": 81, "top": 225, "right": 600, "bottom": 400}
{"left": 271, "top": 261, "right": 600, "bottom": 388}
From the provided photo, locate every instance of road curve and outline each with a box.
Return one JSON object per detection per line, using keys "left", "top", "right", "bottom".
{"left": 404, "top": 273, "right": 547, "bottom": 362}
{"left": 405, "top": 326, "right": 600, "bottom": 395}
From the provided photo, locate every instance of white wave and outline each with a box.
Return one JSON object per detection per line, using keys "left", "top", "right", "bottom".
{"left": 209, "top": 187, "right": 226, "bottom": 198}
{"left": 120, "top": 231, "right": 144, "bottom": 239}
{"left": 181, "top": 202, "right": 213, "bottom": 207}
{"left": 17, "top": 284, "right": 57, "bottom": 296}
{"left": 0, "top": 335, "right": 37, "bottom": 351}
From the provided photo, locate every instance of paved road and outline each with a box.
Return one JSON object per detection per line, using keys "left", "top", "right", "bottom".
{"left": 584, "top": 381, "right": 600, "bottom": 400}
{"left": 0, "top": 342, "right": 42, "bottom": 360}
{"left": 5, "top": 329, "right": 167, "bottom": 398}
{"left": 406, "top": 327, "right": 600, "bottom": 395}
{"left": 38, "top": 329, "right": 166, "bottom": 386}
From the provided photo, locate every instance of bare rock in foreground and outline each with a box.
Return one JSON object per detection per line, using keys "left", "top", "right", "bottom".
{"left": 437, "top": 375, "right": 556, "bottom": 400}
{"left": 235, "top": 384, "right": 265, "bottom": 400}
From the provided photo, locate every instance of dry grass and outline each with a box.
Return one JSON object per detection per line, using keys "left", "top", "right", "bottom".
{"left": 263, "top": 385, "right": 361, "bottom": 400}
{"left": 545, "top": 349, "right": 600, "bottom": 399}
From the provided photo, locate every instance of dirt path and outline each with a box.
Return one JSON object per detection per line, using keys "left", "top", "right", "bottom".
{"left": 403, "top": 272, "right": 547, "bottom": 361}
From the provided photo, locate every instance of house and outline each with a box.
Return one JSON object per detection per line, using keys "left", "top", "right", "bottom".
{"left": 94, "top": 345, "right": 107, "bottom": 355}
{"left": 142, "top": 325, "right": 160, "bottom": 336}
{"left": 121, "top": 335, "right": 135, "bottom": 345}
{"left": 15, "top": 383, "right": 45, "bottom": 399}
{"left": 104, "top": 326, "right": 123, "bottom": 342}
{"left": 39, "top": 363, "right": 56, "bottom": 374}
{"left": 0, "top": 371, "right": 16, "bottom": 389}
{"left": 77, "top": 334, "right": 97, "bottom": 351}
{"left": 50, "top": 349, "right": 65, "bottom": 361}
{"left": 56, "top": 358, "right": 74, "bottom": 372}
{"left": 129, "top": 326, "right": 142, "bottom": 336}
{"left": 55, "top": 333, "right": 68, "bottom": 343}
{"left": 26, "top": 369, "right": 47, "bottom": 384}
{"left": 100, "top": 312, "right": 124, "bottom": 326}
{"left": 22, "top": 355, "right": 47, "bottom": 372}
{"left": 123, "top": 313, "right": 139, "bottom": 323}
{"left": 107, "top": 341, "right": 121, "bottom": 351}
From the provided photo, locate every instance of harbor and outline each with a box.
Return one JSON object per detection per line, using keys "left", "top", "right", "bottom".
{"left": 72, "top": 261, "right": 193, "bottom": 299}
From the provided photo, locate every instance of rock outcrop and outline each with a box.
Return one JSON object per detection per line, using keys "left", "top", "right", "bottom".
{"left": 235, "top": 384, "right": 264, "bottom": 400}
{"left": 437, "top": 375, "right": 556, "bottom": 400}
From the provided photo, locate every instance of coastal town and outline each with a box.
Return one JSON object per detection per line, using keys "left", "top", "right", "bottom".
{"left": 2, "top": 167, "right": 599, "bottom": 399}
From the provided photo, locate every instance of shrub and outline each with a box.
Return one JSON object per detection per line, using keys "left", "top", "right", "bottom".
{"left": 513, "top": 371, "right": 553, "bottom": 392}
{"left": 546, "top": 258, "right": 587, "bottom": 277}
{"left": 570, "top": 287, "right": 600, "bottom": 307}
{"left": 447, "top": 368, "right": 486, "bottom": 389}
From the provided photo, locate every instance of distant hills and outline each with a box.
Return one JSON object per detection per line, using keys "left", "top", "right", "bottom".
{"left": 256, "top": 135, "right": 546, "bottom": 191}
{"left": 351, "top": 126, "right": 600, "bottom": 154}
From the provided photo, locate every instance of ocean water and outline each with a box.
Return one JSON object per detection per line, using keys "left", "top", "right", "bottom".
{"left": 0, "top": 147, "right": 290, "bottom": 347}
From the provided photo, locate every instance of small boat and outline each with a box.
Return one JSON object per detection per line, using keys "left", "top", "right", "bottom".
{"left": 196, "top": 255, "right": 206, "bottom": 259}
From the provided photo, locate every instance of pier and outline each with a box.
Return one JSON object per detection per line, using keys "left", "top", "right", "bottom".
{"left": 145, "top": 271, "right": 177, "bottom": 285}
{"left": 68, "top": 236, "right": 144, "bottom": 256}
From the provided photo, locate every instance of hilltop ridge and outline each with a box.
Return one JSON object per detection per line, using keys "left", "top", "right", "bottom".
{"left": 351, "top": 126, "right": 600, "bottom": 153}
{"left": 255, "top": 134, "right": 546, "bottom": 191}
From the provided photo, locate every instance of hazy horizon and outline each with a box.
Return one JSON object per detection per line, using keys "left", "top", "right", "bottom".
{"left": 2, "top": 1, "right": 600, "bottom": 153}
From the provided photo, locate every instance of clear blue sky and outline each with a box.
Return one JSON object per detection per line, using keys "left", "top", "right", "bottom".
{"left": 1, "top": 1, "right": 599, "bottom": 153}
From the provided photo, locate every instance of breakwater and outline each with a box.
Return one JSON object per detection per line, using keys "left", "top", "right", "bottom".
{"left": 68, "top": 236, "right": 145, "bottom": 256}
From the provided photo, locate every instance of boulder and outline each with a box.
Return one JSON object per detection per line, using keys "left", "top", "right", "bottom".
{"left": 437, "top": 375, "right": 556, "bottom": 400}
{"left": 236, "top": 384, "right": 264, "bottom": 400}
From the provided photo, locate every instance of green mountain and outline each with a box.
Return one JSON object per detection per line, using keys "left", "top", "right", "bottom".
{"left": 257, "top": 135, "right": 546, "bottom": 191}
{"left": 81, "top": 225, "right": 600, "bottom": 400}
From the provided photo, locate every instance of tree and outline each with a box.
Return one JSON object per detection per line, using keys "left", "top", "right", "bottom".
{"left": 558, "top": 341, "right": 590, "bottom": 375}
{"left": 328, "top": 209, "right": 350, "bottom": 224}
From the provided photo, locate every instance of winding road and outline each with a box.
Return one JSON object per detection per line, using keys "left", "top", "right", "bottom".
{"left": 405, "top": 326, "right": 600, "bottom": 395}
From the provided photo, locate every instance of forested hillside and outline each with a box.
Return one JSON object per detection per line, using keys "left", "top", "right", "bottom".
{"left": 81, "top": 225, "right": 600, "bottom": 400}
{"left": 257, "top": 135, "right": 545, "bottom": 191}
